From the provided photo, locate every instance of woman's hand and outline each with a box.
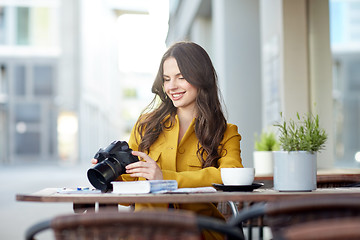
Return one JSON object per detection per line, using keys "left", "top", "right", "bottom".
{"left": 125, "top": 151, "right": 163, "bottom": 180}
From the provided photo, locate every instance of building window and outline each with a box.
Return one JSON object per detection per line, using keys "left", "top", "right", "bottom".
{"left": 33, "top": 65, "right": 53, "bottom": 96}
{"left": 0, "top": 7, "right": 7, "bottom": 44}
{"left": 16, "top": 7, "right": 30, "bottom": 45}
{"left": 15, "top": 103, "right": 41, "bottom": 123}
{"left": 0, "top": 64, "right": 7, "bottom": 96}
{"left": 1, "top": 5, "right": 58, "bottom": 47}
{"left": 14, "top": 65, "right": 26, "bottom": 96}
{"left": 15, "top": 132, "right": 40, "bottom": 155}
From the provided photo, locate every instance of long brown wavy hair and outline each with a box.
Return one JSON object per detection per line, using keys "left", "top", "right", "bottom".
{"left": 135, "top": 41, "right": 227, "bottom": 168}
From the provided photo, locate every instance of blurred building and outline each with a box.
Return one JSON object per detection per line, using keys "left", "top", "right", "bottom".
{"left": 0, "top": 0, "right": 166, "bottom": 165}
{"left": 0, "top": 0, "right": 61, "bottom": 164}
{"left": 1, "top": 0, "right": 359, "bottom": 169}
{"left": 166, "top": 0, "right": 360, "bottom": 168}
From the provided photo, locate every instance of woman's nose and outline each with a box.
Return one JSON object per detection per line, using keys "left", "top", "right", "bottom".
{"left": 167, "top": 79, "right": 177, "bottom": 89}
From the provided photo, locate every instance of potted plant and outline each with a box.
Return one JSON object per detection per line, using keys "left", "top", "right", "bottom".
{"left": 273, "top": 112, "right": 327, "bottom": 191}
{"left": 253, "top": 131, "right": 280, "bottom": 175}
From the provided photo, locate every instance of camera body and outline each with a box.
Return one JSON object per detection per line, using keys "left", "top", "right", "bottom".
{"left": 87, "top": 141, "right": 139, "bottom": 191}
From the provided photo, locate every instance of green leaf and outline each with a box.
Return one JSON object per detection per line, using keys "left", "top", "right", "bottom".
{"left": 273, "top": 112, "right": 327, "bottom": 153}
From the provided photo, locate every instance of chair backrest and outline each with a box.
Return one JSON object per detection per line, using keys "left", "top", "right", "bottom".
{"left": 27, "top": 210, "right": 202, "bottom": 240}
{"left": 226, "top": 195, "right": 360, "bottom": 239}
{"left": 55, "top": 210, "right": 202, "bottom": 240}
{"left": 317, "top": 174, "right": 360, "bottom": 188}
{"left": 280, "top": 217, "right": 360, "bottom": 240}
{"left": 264, "top": 195, "right": 360, "bottom": 239}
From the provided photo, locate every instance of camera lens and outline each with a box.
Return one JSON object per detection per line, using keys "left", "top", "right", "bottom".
{"left": 87, "top": 141, "right": 139, "bottom": 191}
{"left": 87, "top": 158, "right": 120, "bottom": 191}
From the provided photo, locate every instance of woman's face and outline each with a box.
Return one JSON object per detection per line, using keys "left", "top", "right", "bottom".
{"left": 163, "top": 57, "right": 198, "bottom": 112}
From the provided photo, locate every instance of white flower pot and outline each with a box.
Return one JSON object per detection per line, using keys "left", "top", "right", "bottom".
{"left": 273, "top": 151, "right": 317, "bottom": 191}
{"left": 253, "top": 151, "right": 273, "bottom": 175}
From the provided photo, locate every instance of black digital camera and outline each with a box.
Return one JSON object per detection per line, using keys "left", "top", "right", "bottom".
{"left": 87, "top": 141, "right": 139, "bottom": 191}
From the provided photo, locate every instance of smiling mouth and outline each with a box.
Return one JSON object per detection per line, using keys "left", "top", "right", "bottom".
{"left": 171, "top": 92, "right": 185, "bottom": 100}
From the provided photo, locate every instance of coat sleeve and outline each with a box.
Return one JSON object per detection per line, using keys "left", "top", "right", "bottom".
{"left": 162, "top": 124, "right": 243, "bottom": 188}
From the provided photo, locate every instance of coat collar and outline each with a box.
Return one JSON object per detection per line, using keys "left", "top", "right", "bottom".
{"left": 163, "top": 115, "right": 196, "bottom": 146}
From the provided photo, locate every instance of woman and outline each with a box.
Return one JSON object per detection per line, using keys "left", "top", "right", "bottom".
{"left": 94, "top": 41, "right": 243, "bottom": 239}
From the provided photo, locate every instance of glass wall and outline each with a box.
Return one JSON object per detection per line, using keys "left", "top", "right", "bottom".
{"left": 330, "top": 0, "right": 360, "bottom": 167}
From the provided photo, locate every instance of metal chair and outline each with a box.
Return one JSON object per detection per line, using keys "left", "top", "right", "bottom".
{"left": 26, "top": 209, "right": 244, "bottom": 240}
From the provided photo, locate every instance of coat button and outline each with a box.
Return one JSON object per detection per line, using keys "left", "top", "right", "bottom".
{"left": 178, "top": 147, "right": 185, "bottom": 154}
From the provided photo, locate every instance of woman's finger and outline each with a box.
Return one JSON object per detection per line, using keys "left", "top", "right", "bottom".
{"left": 126, "top": 151, "right": 163, "bottom": 180}
{"left": 131, "top": 151, "right": 155, "bottom": 162}
{"left": 126, "top": 160, "right": 148, "bottom": 170}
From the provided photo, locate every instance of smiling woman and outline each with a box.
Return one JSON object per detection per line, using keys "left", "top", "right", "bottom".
{"left": 94, "top": 41, "right": 244, "bottom": 240}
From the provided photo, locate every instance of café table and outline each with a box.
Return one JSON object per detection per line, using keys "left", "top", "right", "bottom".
{"left": 17, "top": 168, "right": 360, "bottom": 214}
{"left": 16, "top": 187, "right": 360, "bottom": 205}
{"left": 17, "top": 187, "right": 360, "bottom": 240}
{"left": 17, "top": 170, "right": 360, "bottom": 240}
{"left": 17, "top": 168, "right": 360, "bottom": 206}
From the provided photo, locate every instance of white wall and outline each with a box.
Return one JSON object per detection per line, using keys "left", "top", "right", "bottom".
{"left": 259, "top": 0, "right": 282, "bottom": 128}
{"left": 308, "top": 0, "right": 334, "bottom": 168}
{"left": 212, "top": 0, "right": 262, "bottom": 167}
{"left": 58, "top": 0, "right": 79, "bottom": 112}
{"left": 282, "top": 0, "right": 310, "bottom": 117}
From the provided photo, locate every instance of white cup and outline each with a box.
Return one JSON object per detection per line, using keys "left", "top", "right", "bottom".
{"left": 221, "top": 168, "right": 255, "bottom": 186}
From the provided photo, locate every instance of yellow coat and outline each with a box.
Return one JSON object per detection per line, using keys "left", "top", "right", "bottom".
{"left": 122, "top": 116, "right": 243, "bottom": 239}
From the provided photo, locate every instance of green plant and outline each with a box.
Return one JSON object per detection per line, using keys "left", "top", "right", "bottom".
{"left": 274, "top": 112, "right": 327, "bottom": 153}
{"left": 254, "top": 131, "right": 280, "bottom": 151}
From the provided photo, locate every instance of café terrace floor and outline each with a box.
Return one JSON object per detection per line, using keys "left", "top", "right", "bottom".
{"left": 0, "top": 163, "right": 269, "bottom": 240}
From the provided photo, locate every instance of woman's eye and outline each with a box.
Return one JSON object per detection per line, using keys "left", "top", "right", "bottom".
{"left": 163, "top": 78, "right": 170, "bottom": 82}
